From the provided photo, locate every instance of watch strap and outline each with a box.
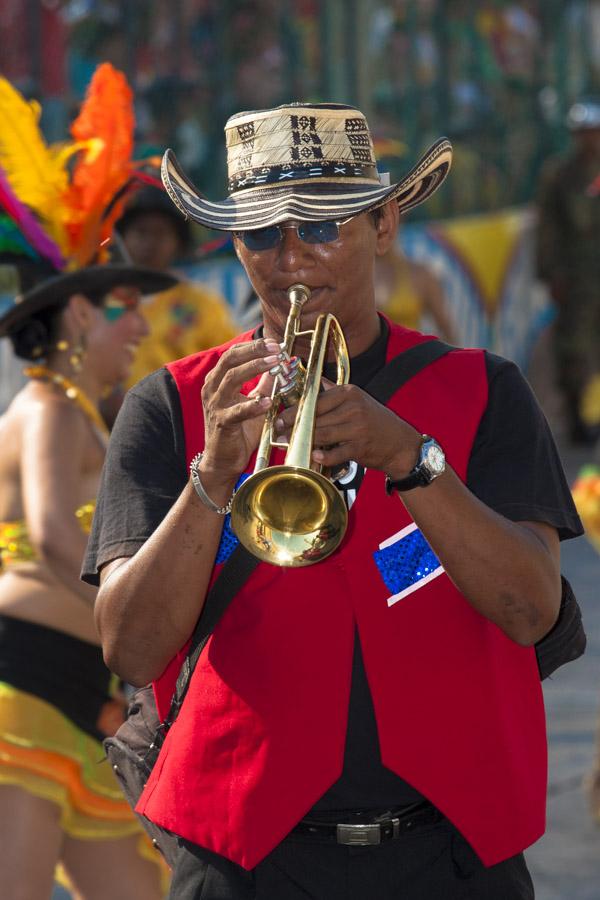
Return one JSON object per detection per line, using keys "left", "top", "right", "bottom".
{"left": 385, "top": 467, "right": 430, "bottom": 493}
{"left": 385, "top": 434, "right": 441, "bottom": 493}
{"left": 386, "top": 434, "right": 426, "bottom": 493}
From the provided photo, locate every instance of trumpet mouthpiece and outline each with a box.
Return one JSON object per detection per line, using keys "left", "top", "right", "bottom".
{"left": 287, "top": 283, "right": 311, "bottom": 307}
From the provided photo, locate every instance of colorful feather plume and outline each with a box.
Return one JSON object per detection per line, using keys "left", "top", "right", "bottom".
{"left": 0, "top": 63, "right": 146, "bottom": 273}
{"left": 0, "top": 76, "right": 82, "bottom": 255}
{"left": 0, "top": 167, "right": 65, "bottom": 269}
{"left": 0, "top": 214, "right": 39, "bottom": 259}
{"left": 65, "top": 63, "right": 137, "bottom": 265}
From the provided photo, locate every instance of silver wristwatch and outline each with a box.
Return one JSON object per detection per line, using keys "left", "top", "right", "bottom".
{"left": 385, "top": 435, "right": 446, "bottom": 493}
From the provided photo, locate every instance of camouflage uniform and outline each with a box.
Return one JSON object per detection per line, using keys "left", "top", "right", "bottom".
{"left": 536, "top": 152, "right": 600, "bottom": 439}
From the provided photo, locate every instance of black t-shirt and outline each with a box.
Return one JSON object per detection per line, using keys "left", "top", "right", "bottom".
{"left": 83, "top": 321, "right": 583, "bottom": 813}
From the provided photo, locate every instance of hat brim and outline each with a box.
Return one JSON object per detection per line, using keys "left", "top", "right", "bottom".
{"left": 161, "top": 138, "right": 452, "bottom": 231}
{"left": 0, "top": 265, "right": 177, "bottom": 337}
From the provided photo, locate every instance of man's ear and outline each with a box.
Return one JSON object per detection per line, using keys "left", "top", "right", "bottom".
{"left": 374, "top": 201, "right": 400, "bottom": 257}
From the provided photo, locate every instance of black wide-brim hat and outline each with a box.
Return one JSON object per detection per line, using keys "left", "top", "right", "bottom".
{"left": 0, "top": 262, "right": 176, "bottom": 337}
{"left": 162, "top": 102, "right": 452, "bottom": 231}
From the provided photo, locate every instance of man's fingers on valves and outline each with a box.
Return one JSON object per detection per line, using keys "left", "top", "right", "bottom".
{"left": 209, "top": 339, "right": 280, "bottom": 380}
{"left": 204, "top": 343, "right": 284, "bottom": 401}
{"left": 223, "top": 397, "right": 270, "bottom": 425}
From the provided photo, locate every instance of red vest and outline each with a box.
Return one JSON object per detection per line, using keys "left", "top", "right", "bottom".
{"left": 136, "top": 321, "right": 547, "bottom": 870}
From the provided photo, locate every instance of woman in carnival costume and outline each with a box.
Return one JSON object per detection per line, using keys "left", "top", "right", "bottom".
{"left": 0, "top": 67, "right": 174, "bottom": 898}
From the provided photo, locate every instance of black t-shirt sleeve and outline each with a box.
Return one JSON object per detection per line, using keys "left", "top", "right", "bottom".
{"left": 82, "top": 368, "right": 188, "bottom": 585}
{"left": 467, "top": 353, "right": 583, "bottom": 540}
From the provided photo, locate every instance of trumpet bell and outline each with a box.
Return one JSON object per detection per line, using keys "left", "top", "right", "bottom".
{"left": 230, "top": 466, "right": 348, "bottom": 567}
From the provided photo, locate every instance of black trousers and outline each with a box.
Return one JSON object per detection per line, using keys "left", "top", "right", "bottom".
{"left": 167, "top": 819, "right": 534, "bottom": 900}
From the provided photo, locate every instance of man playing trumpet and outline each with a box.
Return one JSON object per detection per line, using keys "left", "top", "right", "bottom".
{"left": 84, "top": 103, "right": 582, "bottom": 899}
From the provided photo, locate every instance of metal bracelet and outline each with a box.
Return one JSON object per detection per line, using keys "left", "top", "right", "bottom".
{"left": 189, "top": 452, "right": 236, "bottom": 515}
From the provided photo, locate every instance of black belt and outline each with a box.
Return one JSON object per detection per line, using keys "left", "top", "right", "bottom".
{"left": 294, "top": 800, "right": 443, "bottom": 846}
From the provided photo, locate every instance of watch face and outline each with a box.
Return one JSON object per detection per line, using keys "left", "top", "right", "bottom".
{"left": 424, "top": 442, "right": 445, "bottom": 475}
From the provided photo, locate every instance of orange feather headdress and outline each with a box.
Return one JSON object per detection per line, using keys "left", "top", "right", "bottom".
{"left": 0, "top": 63, "right": 159, "bottom": 272}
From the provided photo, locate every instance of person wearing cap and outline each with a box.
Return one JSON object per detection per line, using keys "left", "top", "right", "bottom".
{"left": 535, "top": 97, "right": 600, "bottom": 445}
{"left": 116, "top": 185, "right": 238, "bottom": 387}
{"left": 85, "top": 103, "right": 582, "bottom": 899}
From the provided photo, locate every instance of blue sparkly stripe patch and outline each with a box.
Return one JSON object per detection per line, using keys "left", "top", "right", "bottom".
{"left": 373, "top": 523, "right": 443, "bottom": 608}
{"left": 215, "top": 474, "right": 250, "bottom": 564}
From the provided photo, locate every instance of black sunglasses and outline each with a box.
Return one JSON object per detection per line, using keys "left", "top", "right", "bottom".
{"left": 234, "top": 217, "right": 353, "bottom": 252}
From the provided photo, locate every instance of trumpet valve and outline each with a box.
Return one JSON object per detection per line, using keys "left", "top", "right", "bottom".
{"left": 278, "top": 357, "right": 304, "bottom": 406}
{"left": 268, "top": 352, "right": 303, "bottom": 395}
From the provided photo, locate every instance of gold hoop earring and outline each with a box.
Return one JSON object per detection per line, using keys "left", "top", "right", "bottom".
{"left": 69, "top": 337, "right": 86, "bottom": 374}
{"left": 69, "top": 340, "right": 85, "bottom": 374}
{"left": 54, "top": 338, "right": 78, "bottom": 368}
{"left": 54, "top": 336, "right": 86, "bottom": 373}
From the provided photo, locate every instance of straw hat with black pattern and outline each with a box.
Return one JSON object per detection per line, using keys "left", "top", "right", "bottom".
{"left": 161, "top": 102, "right": 452, "bottom": 231}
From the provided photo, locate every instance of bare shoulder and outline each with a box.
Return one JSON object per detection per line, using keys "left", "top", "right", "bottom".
{"left": 0, "top": 383, "right": 86, "bottom": 517}
{"left": 17, "top": 381, "right": 103, "bottom": 478}
{"left": 0, "top": 384, "right": 47, "bottom": 463}
{"left": 18, "top": 381, "right": 89, "bottom": 437}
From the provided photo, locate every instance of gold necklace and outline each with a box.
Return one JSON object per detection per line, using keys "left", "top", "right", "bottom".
{"left": 23, "top": 365, "right": 109, "bottom": 438}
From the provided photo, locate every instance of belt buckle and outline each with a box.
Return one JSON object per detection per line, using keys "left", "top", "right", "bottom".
{"left": 336, "top": 823, "right": 382, "bottom": 846}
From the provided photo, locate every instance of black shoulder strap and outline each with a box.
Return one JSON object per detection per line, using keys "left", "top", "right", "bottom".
{"left": 166, "top": 338, "right": 456, "bottom": 723}
{"left": 168, "top": 544, "right": 259, "bottom": 722}
{"left": 364, "top": 339, "right": 454, "bottom": 405}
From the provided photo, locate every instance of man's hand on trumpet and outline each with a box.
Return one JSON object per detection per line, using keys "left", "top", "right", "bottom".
{"left": 273, "top": 377, "right": 425, "bottom": 482}
{"left": 198, "top": 338, "right": 281, "bottom": 488}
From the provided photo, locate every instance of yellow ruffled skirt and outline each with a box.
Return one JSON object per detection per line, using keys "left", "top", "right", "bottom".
{"left": 0, "top": 682, "right": 168, "bottom": 890}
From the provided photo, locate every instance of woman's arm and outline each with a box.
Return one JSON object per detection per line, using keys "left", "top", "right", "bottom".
{"left": 20, "top": 394, "right": 97, "bottom": 605}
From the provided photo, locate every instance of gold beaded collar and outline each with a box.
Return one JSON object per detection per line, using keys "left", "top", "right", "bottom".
{"left": 23, "top": 366, "right": 109, "bottom": 440}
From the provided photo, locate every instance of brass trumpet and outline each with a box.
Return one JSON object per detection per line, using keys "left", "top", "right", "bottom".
{"left": 229, "top": 284, "right": 350, "bottom": 567}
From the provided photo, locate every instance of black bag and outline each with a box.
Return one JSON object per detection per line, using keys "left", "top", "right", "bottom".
{"left": 103, "top": 339, "right": 586, "bottom": 865}
{"left": 104, "top": 684, "right": 176, "bottom": 862}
